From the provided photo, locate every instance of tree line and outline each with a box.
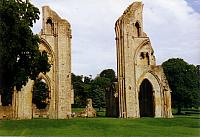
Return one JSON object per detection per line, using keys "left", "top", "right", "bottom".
{"left": 162, "top": 58, "right": 200, "bottom": 114}
{"left": 72, "top": 59, "right": 200, "bottom": 114}
{"left": 72, "top": 69, "right": 116, "bottom": 110}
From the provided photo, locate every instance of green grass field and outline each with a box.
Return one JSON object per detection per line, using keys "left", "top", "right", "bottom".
{"left": 0, "top": 113, "right": 199, "bottom": 137}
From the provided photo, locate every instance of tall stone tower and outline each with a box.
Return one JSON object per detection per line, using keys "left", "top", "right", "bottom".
{"left": 113, "top": 2, "right": 172, "bottom": 118}
{"left": 40, "top": 6, "right": 73, "bottom": 119}
{"left": 12, "top": 6, "right": 73, "bottom": 119}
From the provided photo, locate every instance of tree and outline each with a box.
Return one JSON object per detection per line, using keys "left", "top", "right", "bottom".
{"left": 0, "top": 0, "right": 50, "bottom": 105}
{"left": 72, "top": 73, "right": 84, "bottom": 107}
{"left": 71, "top": 69, "right": 116, "bottom": 110}
{"left": 90, "top": 76, "right": 111, "bottom": 110}
{"left": 72, "top": 73, "right": 92, "bottom": 107}
{"left": 162, "top": 58, "right": 200, "bottom": 114}
{"left": 100, "top": 69, "right": 116, "bottom": 82}
{"left": 32, "top": 78, "right": 49, "bottom": 109}
{"left": 90, "top": 69, "right": 116, "bottom": 111}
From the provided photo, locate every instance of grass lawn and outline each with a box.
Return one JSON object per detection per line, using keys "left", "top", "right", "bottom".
{"left": 0, "top": 114, "right": 199, "bottom": 136}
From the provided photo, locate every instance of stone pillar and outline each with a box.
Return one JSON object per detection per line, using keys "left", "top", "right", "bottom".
{"left": 41, "top": 6, "right": 73, "bottom": 119}
{"left": 85, "top": 98, "right": 96, "bottom": 117}
{"left": 86, "top": 98, "right": 93, "bottom": 108}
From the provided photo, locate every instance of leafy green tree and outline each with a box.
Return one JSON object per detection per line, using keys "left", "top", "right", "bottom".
{"left": 82, "top": 76, "right": 92, "bottom": 106}
{"left": 72, "top": 73, "right": 92, "bottom": 107}
{"left": 32, "top": 78, "right": 49, "bottom": 109}
{"left": 100, "top": 69, "right": 116, "bottom": 82}
{"left": 0, "top": 0, "right": 50, "bottom": 105}
{"left": 90, "top": 69, "right": 116, "bottom": 111}
{"left": 90, "top": 76, "right": 111, "bottom": 110}
{"left": 72, "top": 73, "right": 84, "bottom": 107}
{"left": 72, "top": 69, "right": 116, "bottom": 110}
{"left": 162, "top": 58, "right": 200, "bottom": 114}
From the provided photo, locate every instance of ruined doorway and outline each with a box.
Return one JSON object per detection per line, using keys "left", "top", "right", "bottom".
{"left": 139, "top": 79, "right": 154, "bottom": 117}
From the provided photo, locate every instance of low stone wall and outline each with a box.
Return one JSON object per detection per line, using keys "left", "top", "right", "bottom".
{"left": 32, "top": 105, "right": 48, "bottom": 118}
{"left": 33, "top": 109, "right": 48, "bottom": 118}
{"left": 0, "top": 106, "right": 13, "bottom": 119}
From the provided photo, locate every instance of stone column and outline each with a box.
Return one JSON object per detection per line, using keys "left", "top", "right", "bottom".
{"left": 85, "top": 98, "right": 96, "bottom": 117}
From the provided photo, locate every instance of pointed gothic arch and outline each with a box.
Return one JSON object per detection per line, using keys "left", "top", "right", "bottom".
{"left": 139, "top": 79, "right": 154, "bottom": 117}
{"left": 38, "top": 73, "right": 51, "bottom": 91}
{"left": 137, "top": 71, "right": 162, "bottom": 117}
{"left": 46, "top": 17, "right": 54, "bottom": 34}
{"left": 134, "top": 39, "right": 155, "bottom": 66}
{"left": 40, "top": 38, "right": 54, "bottom": 57}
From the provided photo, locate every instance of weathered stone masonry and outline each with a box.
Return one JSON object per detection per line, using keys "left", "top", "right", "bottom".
{"left": 0, "top": 2, "right": 173, "bottom": 120}
{"left": 107, "top": 2, "right": 173, "bottom": 118}
{"left": 1, "top": 6, "right": 74, "bottom": 119}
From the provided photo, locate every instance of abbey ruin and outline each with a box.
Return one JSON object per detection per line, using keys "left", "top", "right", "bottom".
{"left": 0, "top": 2, "right": 172, "bottom": 119}
{"left": 0, "top": 6, "right": 74, "bottom": 119}
{"left": 107, "top": 2, "right": 173, "bottom": 118}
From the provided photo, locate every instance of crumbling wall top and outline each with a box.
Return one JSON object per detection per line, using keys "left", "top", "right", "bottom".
{"left": 116, "top": 2, "right": 143, "bottom": 25}
{"left": 42, "top": 6, "right": 70, "bottom": 27}
{"left": 123, "top": 2, "right": 143, "bottom": 15}
{"left": 41, "top": 6, "right": 71, "bottom": 36}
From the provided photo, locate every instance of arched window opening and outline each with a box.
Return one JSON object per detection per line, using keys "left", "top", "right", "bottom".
{"left": 139, "top": 79, "right": 154, "bottom": 117}
{"left": 46, "top": 18, "right": 54, "bottom": 34}
{"left": 46, "top": 18, "right": 53, "bottom": 26}
{"left": 135, "top": 22, "right": 140, "bottom": 37}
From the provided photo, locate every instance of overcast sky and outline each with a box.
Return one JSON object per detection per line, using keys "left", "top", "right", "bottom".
{"left": 31, "top": 0, "right": 200, "bottom": 77}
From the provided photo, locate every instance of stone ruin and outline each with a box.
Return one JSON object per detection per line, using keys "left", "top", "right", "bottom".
{"left": 0, "top": 6, "right": 74, "bottom": 119}
{"left": 106, "top": 2, "right": 173, "bottom": 118}
{"left": 84, "top": 98, "right": 96, "bottom": 117}
{"left": 0, "top": 2, "right": 173, "bottom": 120}
{"left": 73, "top": 99, "right": 96, "bottom": 118}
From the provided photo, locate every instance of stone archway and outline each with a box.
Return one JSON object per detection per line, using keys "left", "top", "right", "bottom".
{"left": 139, "top": 79, "right": 154, "bottom": 117}
{"left": 32, "top": 76, "right": 50, "bottom": 118}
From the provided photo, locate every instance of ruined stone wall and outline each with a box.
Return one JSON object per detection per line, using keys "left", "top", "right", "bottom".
{"left": 114, "top": 2, "right": 172, "bottom": 118}
{"left": 0, "top": 106, "right": 13, "bottom": 119}
{"left": 32, "top": 104, "right": 48, "bottom": 118}
{"left": 12, "top": 80, "right": 34, "bottom": 119}
{"left": 40, "top": 6, "right": 73, "bottom": 119}
{"left": 11, "top": 6, "right": 73, "bottom": 120}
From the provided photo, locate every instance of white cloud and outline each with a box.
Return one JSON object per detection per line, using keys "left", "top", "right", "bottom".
{"left": 143, "top": 0, "right": 200, "bottom": 65}
{"left": 31, "top": 0, "right": 200, "bottom": 76}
